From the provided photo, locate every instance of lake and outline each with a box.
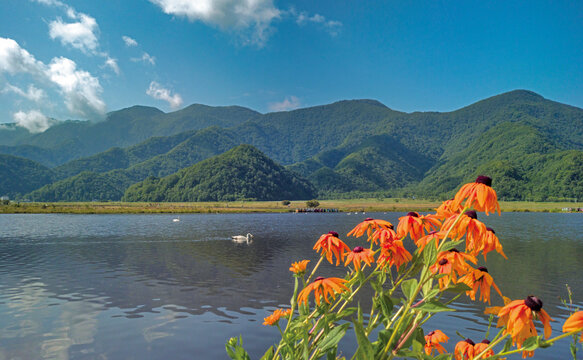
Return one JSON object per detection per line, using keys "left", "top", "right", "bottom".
{"left": 0, "top": 212, "right": 582, "bottom": 359}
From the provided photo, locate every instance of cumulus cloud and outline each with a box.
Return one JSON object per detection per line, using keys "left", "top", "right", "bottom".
{"left": 269, "top": 96, "right": 301, "bottom": 112}
{"left": 149, "top": 0, "right": 281, "bottom": 46}
{"left": 13, "top": 110, "right": 54, "bottom": 133}
{"left": 146, "top": 81, "right": 183, "bottom": 109}
{"left": 3, "top": 83, "right": 46, "bottom": 102}
{"left": 31, "top": 0, "right": 66, "bottom": 8}
{"left": 122, "top": 35, "right": 138, "bottom": 47}
{"left": 49, "top": 13, "right": 100, "bottom": 54}
{"left": 0, "top": 37, "right": 106, "bottom": 119}
{"left": 47, "top": 57, "right": 106, "bottom": 118}
{"left": 131, "top": 52, "right": 156, "bottom": 65}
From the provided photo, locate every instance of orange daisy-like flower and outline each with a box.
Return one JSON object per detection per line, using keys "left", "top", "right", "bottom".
{"left": 347, "top": 218, "right": 394, "bottom": 239}
{"left": 480, "top": 227, "right": 507, "bottom": 260}
{"left": 289, "top": 260, "right": 310, "bottom": 276}
{"left": 430, "top": 256, "right": 454, "bottom": 290}
{"left": 459, "top": 266, "right": 503, "bottom": 304}
{"left": 473, "top": 340, "right": 495, "bottom": 359}
{"left": 424, "top": 330, "right": 449, "bottom": 356}
{"left": 454, "top": 339, "right": 475, "bottom": 360}
{"left": 313, "top": 231, "right": 351, "bottom": 265}
{"left": 297, "top": 277, "right": 349, "bottom": 307}
{"left": 378, "top": 239, "right": 412, "bottom": 270}
{"left": 344, "top": 246, "right": 375, "bottom": 271}
{"left": 397, "top": 212, "right": 441, "bottom": 241}
{"left": 563, "top": 311, "right": 583, "bottom": 342}
{"left": 263, "top": 308, "right": 292, "bottom": 326}
{"left": 442, "top": 210, "right": 487, "bottom": 255}
{"left": 496, "top": 296, "right": 553, "bottom": 358}
{"left": 370, "top": 227, "right": 398, "bottom": 246}
{"left": 436, "top": 198, "right": 462, "bottom": 220}
{"left": 431, "top": 249, "right": 476, "bottom": 290}
{"left": 453, "top": 175, "right": 501, "bottom": 215}
{"left": 415, "top": 230, "right": 444, "bottom": 251}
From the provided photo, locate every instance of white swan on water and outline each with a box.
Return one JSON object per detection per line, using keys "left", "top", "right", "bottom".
{"left": 172, "top": 217, "right": 180, "bottom": 222}
{"left": 232, "top": 233, "right": 253, "bottom": 243}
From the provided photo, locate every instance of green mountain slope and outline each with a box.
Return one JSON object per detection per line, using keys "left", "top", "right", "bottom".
{"left": 0, "top": 155, "right": 55, "bottom": 198}
{"left": 123, "top": 145, "right": 316, "bottom": 202}
{"left": 27, "top": 171, "right": 124, "bottom": 202}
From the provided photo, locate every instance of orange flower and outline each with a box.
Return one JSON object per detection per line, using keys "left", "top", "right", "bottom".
{"left": 430, "top": 256, "right": 454, "bottom": 290}
{"left": 297, "top": 277, "right": 349, "bottom": 306}
{"left": 431, "top": 249, "right": 476, "bottom": 290}
{"left": 424, "top": 330, "right": 449, "bottom": 356}
{"left": 473, "top": 340, "right": 495, "bottom": 359}
{"left": 453, "top": 175, "right": 501, "bottom": 215}
{"left": 313, "top": 231, "right": 350, "bottom": 265}
{"left": 454, "top": 339, "right": 475, "bottom": 360}
{"left": 397, "top": 212, "right": 441, "bottom": 241}
{"left": 563, "top": 311, "right": 583, "bottom": 342}
{"left": 480, "top": 227, "right": 507, "bottom": 260}
{"left": 415, "top": 230, "right": 443, "bottom": 251}
{"left": 289, "top": 260, "right": 310, "bottom": 275}
{"left": 459, "top": 266, "right": 503, "bottom": 304}
{"left": 370, "top": 227, "right": 398, "bottom": 246}
{"left": 347, "top": 218, "right": 394, "bottom": 239}
{"left": 344, "top": 246, "right": 375, "bottom": 271}
{"left": 436, "top": 198, "right": 462, "bottom": 220}
{"left": 263, "top": 308, "right": 292, "bottom": 326}
{"left": 496, "top": 296, "right": 553, "bottom": 358}
{"left": 378, "top": 239, "right": 412, "bottom": 270}
{"left": 442, "top": 211, "right": 487, "bottom": 255}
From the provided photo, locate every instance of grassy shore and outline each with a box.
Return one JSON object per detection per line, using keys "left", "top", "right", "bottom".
{"left": 1, "top": 198, "right": 581, "bottom": 214}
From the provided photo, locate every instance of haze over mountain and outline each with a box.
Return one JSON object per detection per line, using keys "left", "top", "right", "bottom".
{"left": 2, "top": 90, "right": 583, "bottom": 202}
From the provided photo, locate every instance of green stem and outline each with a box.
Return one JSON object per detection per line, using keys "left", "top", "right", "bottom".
{"left": 484, "top": 331, "right": 582, "bottom": 359}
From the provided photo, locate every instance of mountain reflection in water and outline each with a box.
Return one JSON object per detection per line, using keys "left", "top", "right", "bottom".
{"left": 0, "top": 212, "right": 581, "bottom": 359}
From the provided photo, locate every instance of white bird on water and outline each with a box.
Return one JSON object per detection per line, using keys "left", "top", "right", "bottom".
{"left": 232, "top": 233, "right": 253, "bottom": 244}
{"left": 172, "top": 217, "right": 180, "bottom": 222}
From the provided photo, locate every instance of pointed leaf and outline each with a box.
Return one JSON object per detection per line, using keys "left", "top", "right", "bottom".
{"left": 416, "top": 300, "right": 454, "bottom": 313}
{"left": 353, "top": 320, "right": 374, "bottom": 360}
{"left": 402, "top": 279, "right": 418, "bottom": 300}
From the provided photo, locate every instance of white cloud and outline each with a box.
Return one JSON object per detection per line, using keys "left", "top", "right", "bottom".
{"left": 104, "top": 57, "right": 120, "bottom": 74}
{"left": 0, "top": 37, "right": 45, "bottom": 76}
{"left": 146, "top": 81, "right": 183, "bottom": 109}
{"left": 31, "top": 0, "right": 66, "bottom": 8}
{"left": 47, "top": 57, "right": 106, "bottom": 118}
{"left": 49, "top": 13, "right": 100, "bottom": 54}
{"left": 149, "top": 0, "right": 281, "bottom": 47}
{"left": 3, "top": 83, "right": 46, "bottom": 102}
{"left": 131, "top": 52, "right": 156, "bottom": 65}
{"left": 13, "top": 110, "right": 53, "bottom": 133}
{"left": 122, "top": 35, "right": 138, "bottom": 47}
{"left": 269, "top": 96, "right": 301, "bottom": 112}
{"left": 295, "top": 11, "right": 342, "bottom": 36}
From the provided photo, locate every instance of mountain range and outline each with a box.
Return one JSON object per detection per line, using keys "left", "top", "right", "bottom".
{"left": 2, "top": 90, "right": 583, "bottom": 202}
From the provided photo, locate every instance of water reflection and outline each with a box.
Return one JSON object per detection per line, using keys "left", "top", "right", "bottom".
{"left": 0, "top": 212, "right": 582, "bottom": 359}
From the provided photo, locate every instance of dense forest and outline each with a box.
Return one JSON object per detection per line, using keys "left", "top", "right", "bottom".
{"left": 1, "top": 90, "right": 582, "bottom": 202}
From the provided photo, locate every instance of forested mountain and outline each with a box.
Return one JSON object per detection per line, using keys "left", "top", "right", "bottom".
{"left": 0, "top": 155, "right": 55, "bottom": 198}
{"left": 2, "top": 90, "right": 583, "bottom": 202}
{"left": 122, "top": 145, "right": 316, "bottom": 201}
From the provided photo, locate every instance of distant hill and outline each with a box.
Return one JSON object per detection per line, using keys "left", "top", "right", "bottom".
{"left": 3, "top": 90, "right": 583, "bottom": 201}
{"left": 0, "top": 154, "right": 55, "bottom": 198}
{"left": 122, "top": 145, "right": 316, "bottom": 202}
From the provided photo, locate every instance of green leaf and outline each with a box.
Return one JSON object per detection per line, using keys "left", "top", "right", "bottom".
{"left": 259, "top": 346, "right": 274, "bottom": 360}
{"left": 416, "top": 300, "right": 454, "bottom": 313}
{"left": 522, "top": 336, "right": 540, "bottom": 351}
{"left": 402, "top": 279, "right": 418, "bottom": 300}
{"left": 502, "top": 337, "right": 513, "bottom": 352}
{"left": 441, "top": 239, "right": 464, "bottom": 252}
{"left": 318, "top": 323, "right": 350, "bottom": 353}
{"left": 422, "top": 239, "right": 438, "bottom": 265}
{"left": 353, "top": 319, "right": 374, "bottom": 360}
{"left": 377, "top": 294, "right": 395, "bottom": 320}
{"left": 445, "top": 282, "right": 472, "bottom": 293}
{"left": 433, "top": 354, "right": 454, "bottom": 360}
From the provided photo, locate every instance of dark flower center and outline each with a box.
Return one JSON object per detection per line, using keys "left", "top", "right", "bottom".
{"left": 353, "top": 246, "right": 364, "bottom": 253}
{"left": 464, "top": 210, "right": 478, "bottom": 219}
{"left": 525, "top": 295, "right": 543, "bottom": 311}
{"left": 314, "top": 276, "right": 325, "bottom": 282}
{"left": 478, "top": 266, "right": 488, "bottom": 273}
{"left": 429, "top": 231, "right": 437, "bottom": 235}
{"left": 476, "top": 175, "right": 492, "bottom": 187}
{"left": 407, "top": 212, "right": 419, "bottom": 217}
{"left": 449, "top": 248, "right": 460, "bottom": 253}
{"left": 481, "top": 339, "right": 491, "bottom": 344}
{"left": 328, "top": 231, "right": 339, "bottom": 237}
{"left": 438, "top": 259, "right": 448, "bottom": 266}
{"left": 465, "top": 338, "right": 475, "bottom": 346}
{"left": 427, "top": 331, "right": 435, "bottom": 336}
{"left": 388, "top": 224, "right": 394, "bottom": 230}
{"left": 364, "top": 218, "right": 373, "bottom": 221}
{"left": 486, "top": 227, "right": 495, "bottom": 234}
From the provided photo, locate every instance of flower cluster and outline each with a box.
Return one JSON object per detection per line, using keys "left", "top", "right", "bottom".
{"left": 228, "top": 176, "right": 583, "bottom": 360}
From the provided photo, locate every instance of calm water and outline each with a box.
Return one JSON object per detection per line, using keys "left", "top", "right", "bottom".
{"left": 0, "top": 212, "right": 582, "bottom": 359}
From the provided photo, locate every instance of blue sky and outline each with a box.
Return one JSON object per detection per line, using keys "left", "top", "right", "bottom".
{"left": 0, "top": 0, "right": 582, "bottom": 132}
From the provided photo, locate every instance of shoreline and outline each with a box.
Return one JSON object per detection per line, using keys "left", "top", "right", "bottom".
{"left": 1, "top": 199, "right": 582, "bottom": 214}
